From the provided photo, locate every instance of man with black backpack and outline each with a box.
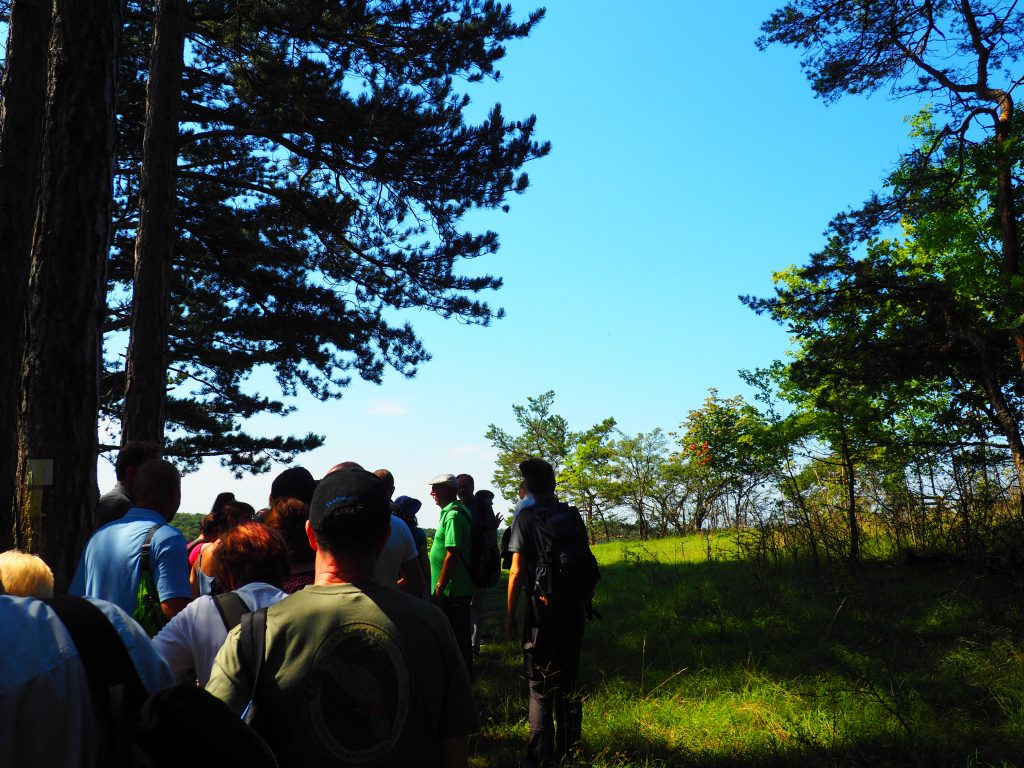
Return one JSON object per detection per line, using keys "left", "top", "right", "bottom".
{"left": 505, "top": 458, "right": 600, "bottom": 767}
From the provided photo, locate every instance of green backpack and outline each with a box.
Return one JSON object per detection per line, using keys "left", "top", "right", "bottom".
{"left": 132, "top": 524, "right": 167, "bottom": 636}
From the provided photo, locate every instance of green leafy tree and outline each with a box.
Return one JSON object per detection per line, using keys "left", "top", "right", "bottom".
{"left": 559, "top": 417, "right": 617, "bottom": 542}
{"left": 746, "top": 220, "right": 1024, "bottom": 499}
{"left": 486, "top": 391, "right": 576, "bottom": 506}
{"left": 605, "top": 429, "right": 670, "bottom": 541}
{"left": 760, "top": 1, "right": 1024, "bottom": 351}
{"left": 675, "top": 389, "right": 777, "bottom": 531}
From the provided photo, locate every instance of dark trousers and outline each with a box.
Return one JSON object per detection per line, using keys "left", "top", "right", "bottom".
{"left": 523, "top": 598, "right": 586, "bottom": 765}
{"left": 439, "top": 594, "right": 473, "bottom": 680}
{"left": 471, "top": 585, "right": 488, "bottom": 652}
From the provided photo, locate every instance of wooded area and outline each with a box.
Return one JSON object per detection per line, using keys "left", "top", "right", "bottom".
{"left": 5, "top": 1, "right": 1024, "bottom": 588}
{"left": 0, "top": 0, "right": 548, "bottom": 587}
{"left": 485, "top": 2, "right": 1024, "bottom": 572}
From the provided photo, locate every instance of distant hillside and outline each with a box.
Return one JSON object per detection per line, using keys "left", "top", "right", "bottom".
{"left": 172, "top": 513, "right": 202, "bottom": 542}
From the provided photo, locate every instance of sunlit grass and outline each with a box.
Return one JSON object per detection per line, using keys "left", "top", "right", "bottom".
{"left": 469, "top": 534, "right": 1024, "bottom": 767}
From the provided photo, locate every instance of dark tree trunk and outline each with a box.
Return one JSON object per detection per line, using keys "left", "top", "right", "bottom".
{"left": 16, "top": 0, "right": 123, "bottom": 590}
{"left": 123, "top": 0, "right": 187, "bottom": 444}
{"left": 0, "top": 0, "right": 52, "bottom": 551}
{"left": 585, "top": 498, "right": 595, "bottom": 545}
{"left": 961, "top": 329, "right": 1024, "bottom": 500}
{"left": 840, "top": 434, "right": 859, "bottom": 566}
{"left": 990, "top": 92, "right": 1024, "bottom": 371}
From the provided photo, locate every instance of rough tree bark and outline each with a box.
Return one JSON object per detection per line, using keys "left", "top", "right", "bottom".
{"left": 123, "top": 0, "right": 188, "bottom": 444}
{"left": 0, "top": 0, "right": 52, "bottom": 551}
{"left": 16, "top": 0, "right": 123, "bottom": 590}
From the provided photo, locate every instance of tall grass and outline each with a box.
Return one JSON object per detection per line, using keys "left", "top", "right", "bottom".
{"left": 470, "top": 534, "right": 1024, "bottom": 767}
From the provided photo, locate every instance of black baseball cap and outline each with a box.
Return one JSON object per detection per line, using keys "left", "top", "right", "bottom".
{"left": 270, "top": 466, "right": 317, "bottom": 504}
{"left": 309, "top": 467, "right": 390, "bottom": 532}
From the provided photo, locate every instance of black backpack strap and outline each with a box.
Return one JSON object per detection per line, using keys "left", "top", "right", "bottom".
{"left": 140, "top": 523, "right": 162, "bottom": 573}
{"left": 45, "top": 595, "right": 148, "bottom": 766}
{"left": 214, "top": 591, "right": 249, "bottom": 631}
{"left": 238, "top": 606, "right": 268, "bottom": 726}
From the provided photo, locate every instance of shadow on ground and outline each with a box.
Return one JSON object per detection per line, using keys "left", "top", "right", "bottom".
{"left": 465, "top": 554, "right": 1024, "bottom": 767}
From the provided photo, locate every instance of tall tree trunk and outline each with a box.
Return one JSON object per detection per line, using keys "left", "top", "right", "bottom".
{"left": 0, "top": 0, "right": 52, "bottom": 551}
{"left": 16, "top": 0, "right": 123, "bottom": 591}
{"left": 122, "top": 0, "right": 187, "bottom": 443}
{"left": 990, "top": 92, "right": 1024, "bottom": 370}
{"left": 585, "top": 498, "right": 595, "bottom": 545}
{"left": 839, "top": 432, "right": 859, "bottom": 566}
{"left": 965, "top": 330, "right": 1024, "bottom": 500}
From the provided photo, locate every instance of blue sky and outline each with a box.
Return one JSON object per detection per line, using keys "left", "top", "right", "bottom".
{"left": 101, "top": 2, "right": 927, "bottom": 527}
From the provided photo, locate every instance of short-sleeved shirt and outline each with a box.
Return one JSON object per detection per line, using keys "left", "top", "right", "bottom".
{"left": 0, "top": 595, "right": 173, "bottom": 768}
{"left": 428, "top": 501, "right": 474, "bottom": 597}
{"left": 373, "top": 515, "right": 418, "bottom": 587}
{"left": 206, "top": 582, "right": 479, "bottom": 766}
{"left": 70, "top": 507, "right": 191, "bottom": 614}
{"left": 153, "top": 582, "right": 287, "bottom": 685}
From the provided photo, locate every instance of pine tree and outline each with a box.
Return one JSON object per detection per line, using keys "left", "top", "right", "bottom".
{"left": 109, "top": 0, "right": 550, "bottom": 473}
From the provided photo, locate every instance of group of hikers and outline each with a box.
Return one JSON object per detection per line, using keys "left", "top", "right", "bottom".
{"left": 0, "top": 441, "right": 601, "bottom": 768}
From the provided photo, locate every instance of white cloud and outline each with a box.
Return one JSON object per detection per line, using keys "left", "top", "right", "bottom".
{"left": 366, "top": 399, "right": 409, "bottom": 417}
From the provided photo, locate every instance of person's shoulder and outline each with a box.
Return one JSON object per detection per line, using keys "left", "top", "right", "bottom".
{"left": 525, "top": 495, "right": 568, "bottom": 517}
{"left": 516, "top": 501, "right": 544, "bottom": 524}
{"left": 0, "top": 595, "right": 62, "bottom": 636}
{"left": 371, "top": 585, "right": 449, "bottom": 628}
{"left": 98, "top": 484, "right": 129, "bottom": 503}
{"left": 0, "top": 596, "right": 83, "bottom": 692}
{"left": 153, "top": 520, "right": 186, "bottom": 546}
{"left": 390, "top": 514, "right": 413, "bottom": 536}
{"left": 235, "top": 582, "right": 288, "bottom": 610}
{"left": 84, "top": 597, "right": 173, "bottom": 692}
{"left": 96, "top": 486, "right": 131, "bottom": 522}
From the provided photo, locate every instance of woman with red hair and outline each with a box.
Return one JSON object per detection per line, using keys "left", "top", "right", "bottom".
{"left": 154, "top": 522, "right": 288, "bottom": 685}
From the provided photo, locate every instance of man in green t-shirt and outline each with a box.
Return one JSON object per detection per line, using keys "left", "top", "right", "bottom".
{"left": 207, "top": 466, "right": 478, "bottom": 767}
{"left": 428, "top": 473, "right": 474, "bottom": 677}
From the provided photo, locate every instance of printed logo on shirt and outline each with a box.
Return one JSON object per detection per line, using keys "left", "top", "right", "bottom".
{"left": 305, "top": 621, "right": 410, "bottom": 763}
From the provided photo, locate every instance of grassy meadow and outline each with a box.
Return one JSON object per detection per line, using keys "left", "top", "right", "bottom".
{"left": 470, "top": 535, "right": 1024, "bottom": 767}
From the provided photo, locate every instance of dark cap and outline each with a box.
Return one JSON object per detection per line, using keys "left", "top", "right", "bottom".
{"left": 394, "top": 495, "right": 422, "bottom": 517}
{"left": 270, "top": 466, "right": 317, "bottom": 505}
{"left": 309, "top": 467, "right": 390, "bottom": 532}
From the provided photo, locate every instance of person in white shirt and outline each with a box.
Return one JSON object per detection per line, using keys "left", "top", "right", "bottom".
{"left": 373, "top": 468, "right": 425, "bottom": 597}
{"left": 154, "top": 522, "right": 289, "bottom": 685}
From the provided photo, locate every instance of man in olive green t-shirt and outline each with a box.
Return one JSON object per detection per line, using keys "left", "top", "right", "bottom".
{"left": 428, "top": 473, "right": 474, "bottom": 677}
{"left": 207, "top": 466, "right": 478, "bottom": 767}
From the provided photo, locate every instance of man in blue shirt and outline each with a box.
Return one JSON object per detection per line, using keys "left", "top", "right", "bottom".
{"left": 71, "top": 458, "right": 191, "bottom": 621}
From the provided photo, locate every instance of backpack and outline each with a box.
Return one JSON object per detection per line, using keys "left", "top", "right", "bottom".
{"left": 46, "top": 595, "right": 278, "bottom": 768}
{"left": 132, "top": 524, "right": 166, "bottom": 636}
{"left": 455, "top": 498, "right": 501, "bottom": 589}
{"left": 529, "top": 501, "right": 601, "bottom": 613}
